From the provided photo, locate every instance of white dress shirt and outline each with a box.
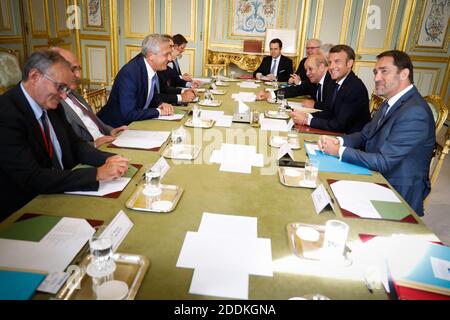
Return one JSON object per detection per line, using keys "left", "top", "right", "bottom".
{"left": 64, "top": 97, "right": 104, "bottom": 141}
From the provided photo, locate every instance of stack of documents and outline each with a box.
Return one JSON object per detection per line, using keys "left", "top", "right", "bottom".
{"left": 231, "top": 92, "right": 256, "bottom": 102}
{"left": 329, "top": 180, "right": 415, "bottom": 222}
{"left": 237, "top": 82, "right": 260, "bottom": 89}
{"left": 200, "top": 110, "right": 233, "bottom": 128}
{"left": 158, "top": 113, "right": 185, "bottom": 121}
{"left": 210, "top": 144, "right": 264, "bottom": 174}
{"left": 113, "top": 130, "right": 170, "bottom": 149}
{"left": 192, "top": 77, "right": 212, "bottom": 84}
{"left": 177, "top": 212, "right": 273, "bottom": 299}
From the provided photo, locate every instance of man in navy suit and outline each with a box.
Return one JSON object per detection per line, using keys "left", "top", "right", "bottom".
{"left": 0, "top": 50, "right": 129, "bottom": 221}
{"left": 98, "top": 34, "right": 174, "bottom": 127}
{"left": 253, "top": 38, "right": 293, "bottom": 82}
{"left": 255, "top": 54, "right": 331, "bottom": 106}
{"left": 291, "top": 45, "right": 370, "bottom": 134}
{"left": 288, "top": 38, "right": 322, "bottom": 85}
{"left": 319, "top": 50, "right": 435, "bottom": 216}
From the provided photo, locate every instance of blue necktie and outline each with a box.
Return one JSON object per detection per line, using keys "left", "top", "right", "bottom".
{"left": 377, "top": 101, "right": 390, "bottom": 127}
{"left": 316, "top": 83, "right": 322, "bottom": 102}
{"left": 270, "top": 59, "right": 277, "bottom": 75}
{"left": 331, "top": 83, "right": 340, "bottom": 106}
{"left": 144, "top": 76, "right": 157, "bottom": 110}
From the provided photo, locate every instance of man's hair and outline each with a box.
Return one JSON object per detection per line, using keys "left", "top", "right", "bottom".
{"left": 319, "top": 43, "right": 334, "bottom": 56}
{"left": 307, "top": 38, "right": 322, "bottom": 47}
{"left": 141, "top": 34, "right": 170, "bottom": 56}
{"left": 329, "top": 44, "right": 355, "bottom": 61}
{"left": 307, "top": 53, "right": 328, "bottom": 67}
{"left": 270, "top": 38, "right": 282, "bottom": 49}
{"left": 162, "top": 34, "right": 174, "bottom": 41}
{"left": 22, "top": 50, "right": 69, "bottom": 81}
{"left": 377, "top": 50, "right": 414, "bottom": 83}
{"left": 173, "top": 34, "right": 188, "bottom": 46}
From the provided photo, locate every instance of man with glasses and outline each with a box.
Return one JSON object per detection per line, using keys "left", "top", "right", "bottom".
{"left": 51, "top": 47, "right": 128, "bottom": 148}
{"left": 98, "top": 34, "right": 174, "bottom": 127}
{"left": 289, "top": 38, "right": 322, "bottom": 85}
{"left": 0, "top": 50, "right": 129, "bottom": 221}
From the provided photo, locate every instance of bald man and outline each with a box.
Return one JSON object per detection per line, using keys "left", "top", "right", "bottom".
{"left": 289, "top": 38, "right": 322, "bottom": 85}
{"left": 51, "top": 47, "right": 127, "bottom": 148}
{"left": 256, "top": 54, "right": 332, "bottom": 108}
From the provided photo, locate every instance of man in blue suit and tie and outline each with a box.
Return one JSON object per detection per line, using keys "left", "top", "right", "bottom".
{"left": 318, "top": 50, "right": 435, "bottom": 216}
{"left": 98, "top": 34, "right": 174, "bottom": 127}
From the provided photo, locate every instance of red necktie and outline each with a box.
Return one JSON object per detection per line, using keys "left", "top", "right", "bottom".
{"left": 68, "top": 93, "right": 105, "bottom": 134}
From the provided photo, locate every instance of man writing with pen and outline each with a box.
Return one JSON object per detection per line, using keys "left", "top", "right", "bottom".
{"left": 0, "top": 50, "right": 129, "bottom": 221}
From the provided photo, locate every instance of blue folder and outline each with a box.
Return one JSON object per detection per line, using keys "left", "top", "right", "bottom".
{"left": 305, "top": 144, "right": 372, "bottom": 175}
{"left": 0, "top": 270, "right": 46, "bottom": 300}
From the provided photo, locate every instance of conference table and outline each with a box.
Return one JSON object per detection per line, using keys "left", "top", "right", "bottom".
{"left": 1, "top": 80, "right": 440, "bottom": 300}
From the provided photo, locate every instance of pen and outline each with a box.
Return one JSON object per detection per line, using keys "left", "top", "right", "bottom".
{"left": 304, "top": 139, "right": 318, "bottom": 143}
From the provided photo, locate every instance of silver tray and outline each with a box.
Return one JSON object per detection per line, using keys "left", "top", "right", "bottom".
{"left": 125, "top": 184, "right": 183, "bottom": 213}
{"left": 184, "top": 117, "right": 215, "bottom": 128}
{"left": 287, "top": 223, "right": 352, "bottom": 265}
{"left": 162, "top": 143, "right": 201, "bottom": 160}
{"left": 265, "top": 110, "right": 290, "bottom": 120}
{"left": 56, "top": 253, "right": 150, "bottom": 300}
{"left": 270, "top": 136, "right": 301, "bottom": 149}
{"left": 198, "top": 100, "right": 222, "bottom": 107}
{"left": 278, "top": 167, "right": 317, "bottom": 188}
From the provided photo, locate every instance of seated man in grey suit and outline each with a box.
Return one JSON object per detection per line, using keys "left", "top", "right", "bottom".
{"left": 318, "top": 50, "right": 435, "bottom": 216}
{"left": 51, "top": 48, "right": 127, "bottom": 148}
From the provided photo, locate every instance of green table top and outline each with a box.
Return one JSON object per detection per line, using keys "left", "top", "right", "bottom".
{"left": 0, "top": 81, "right": 439, "bottom": 300}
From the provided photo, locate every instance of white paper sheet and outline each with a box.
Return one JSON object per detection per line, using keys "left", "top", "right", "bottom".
{"left": 213, "top": 144, "right": 263, "bottom": 174}
{"left": 192, "top": 77, "right": 212, "bottom": 84}
{"left": 189, "top": 268, "right": 249, "bottom": 299}
{"left": 65, "top": 177, "right": 131, "bottom": 197}
{"left": 330, "top": 180, "right": 401, "bottom": 219}
{"left": 113, "top": 130, "right": 170, "bottom": 149}
{"left": 430, "top": 257, "right": 450, "bottom": 281}
{"left": 288, "top": 101, "right": 321, "bottom": 113}
{"left": 238, "top": 82, "right": 260, "bottom": 89}
{"left": 158, "top": 114, "right": 184, "bottom": 121}
{"left": 198, "top": 213, "right": 257, "bottom": 238}
{"left": 0, "top": 218, "right": 94, "bottom": 273}
{"left": 231, "top": 92, "right": 256, "bottom": 102}
{"left": 177, "top": 231, "right": 272, "bottom": 276}
{"left": 260, "top": 118, "right": 289, "bottom": 132}
{"left": 215, "top": 115, "right": 233, "bottom": 127}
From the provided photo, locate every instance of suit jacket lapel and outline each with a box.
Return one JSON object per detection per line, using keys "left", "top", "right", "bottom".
{"left": 12, "top": 85, "right": 50, "bottom": 157}
{"left": 368, "top": 86, "right": 418, "bottom": 139}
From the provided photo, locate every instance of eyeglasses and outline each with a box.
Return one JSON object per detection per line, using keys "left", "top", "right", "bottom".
{"left": 306, "top": 46, "right": 320, "bottom": 50}
{"left": 41, "top": 73, "right": 71, "bottom": 95}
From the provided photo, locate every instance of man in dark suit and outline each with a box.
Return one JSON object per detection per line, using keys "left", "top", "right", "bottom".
{"left": 156, "top": 35, "right": 197, "bottom": 105}
{"left": 288, "top": 38, "right": 322, "bottom": 85}
{"left": 52, "top": 47, "right": 128, "bottom": 148}
{"left": 319, "top": 50, "right": 435, "bottom": 216}
{"left": 253, "top": 38, "right": 293, "bottom": 82}
{"left": 256, "top": 54, "right": 331, "bottom": 105}
{"left": 291, "top": 45, "right": 370, "bottom": 134}
{"left": 97, "top": 34, "right": 174, "bottom": 127}
{"left": 0, "top": 50, "right": 129, "bottom": 221}
{"left": 172, "top": 34, "right": 197, "bottom": 83}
